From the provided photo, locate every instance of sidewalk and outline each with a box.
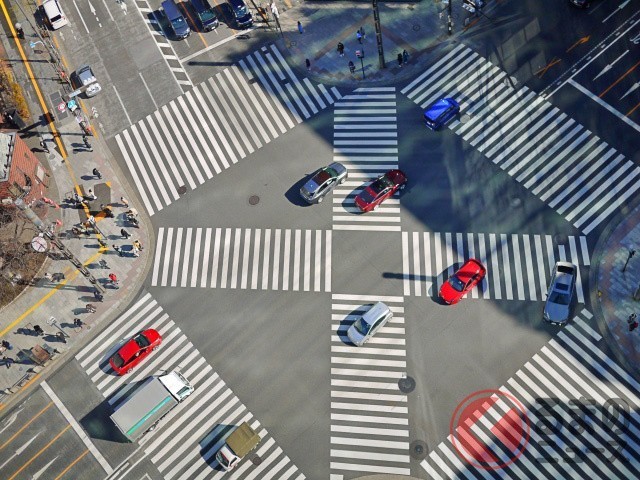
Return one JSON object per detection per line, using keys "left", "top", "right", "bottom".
{"left": 0, "top": 12, "right": 153, "bottom": 407}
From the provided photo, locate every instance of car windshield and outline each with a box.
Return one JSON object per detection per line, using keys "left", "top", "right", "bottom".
{"left": 313, "top": 170, "right": 332, "bottom": 184}
{"left": 371, "top": 176, "right": 393, "bottom": 193}
{"left": 171, "top": 17, "right": 186, "bottom": 29}
{"left": 111, "top": 354, "right": 125, "bottom": 368}
{"left": 448, "top": 275, "right": 466, "bottom": 292}
{"left": 135, "top": 334, "right": 151, "bottom": 348}
{"left": 358, "top": 189, "right": 376, "bottom": 204}
{"left": 234, "top": 5, "right": 248, "bottom": 15}
{"left": 353, "top": 319, "right": 370, "bottom": 335}
{"left": 200, "top": 8, "right": 216, "bottom": 22}
{"left": 548, "top": 291, "right": 571, "bottom": 305}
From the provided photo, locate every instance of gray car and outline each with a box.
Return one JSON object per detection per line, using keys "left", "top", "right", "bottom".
{"left": 543, "top": 261, "right": 577, "bottom": 325}
{"left": 72, "top": 65, "right": 101, "bottom": 98}
{"left": 300, "top": 162, "right": 348, "bottom": 204}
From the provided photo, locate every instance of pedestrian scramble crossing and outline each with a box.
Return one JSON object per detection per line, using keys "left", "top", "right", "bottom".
{"left": 115, "top": 44, "right": 342, "bottom": 216}
{"left": 402, "top": 44, "right": 640, "bottom": 235}
{"left": 75, "top": 292, "right": 305, "bottom": 480}
{"left": 151, "top": 227, "right": 332, "bottom": 291}
{"left": 330, "top": 294, "right": 410, "bottom": 477}
{"left": 421, "top": 309, "right": 640, "bottom": 479}
{"left": 402, "top": 231, "right": 590, "bottom": 301}
{"left": 332, "top": 87, "right": 402, "bottom": 232}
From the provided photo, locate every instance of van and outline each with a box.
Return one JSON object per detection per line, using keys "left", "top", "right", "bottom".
{"left": 189, "top": 0, "right": 219, "bottom": 31}
{"left": 227, "top": 0, "right": 253, "bottom": 29}
{"left": 162, "top": 0, "right": 191, "bottom": 39}
{"left": 346, "top": 302, "right": 393, "bottom": 347}
{"left": 42, "top": 0, "right": 69, "bottom": 30}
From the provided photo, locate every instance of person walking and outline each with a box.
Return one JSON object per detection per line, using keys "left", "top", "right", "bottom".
{"left": 113, "top": 244, "right": 124, "bottom": 257}
{"left": 337, "top": 42, "right": 345, "bottom": 57}
{"left": 133, "top": 239, "right": 143, "bottom": 251}
{"left": 403, "top": 49, "right": 409, "bottom": 65}
{"left": 34, "top": 325, "right": 44, "bottom": 336}
{"left": 397, "top": 53, "right": 403, "bottom": 67}
{"left": 120, "top": 196, "right": 129, "bottom": 208}
{"left": 108, "top": 273, "right": 119, "bottom": 287}
{"left": 93, "top": 167, "right": 102, "bottom": 179}
{"left": 83, "top": 136, "right": 93, "bottom": 152}
{"left": 15, "top": 23, "right": 24, "bottom": 39}
{"left": 87, "top": 189, "right": 97, "bottom": 201}
{"left": 356, "top": 30, "right": 362, "bottom": 44}
{"left": 133, "top": 246, "right": 140, "bottom": 257}
{"left": 121, "top": 228, "right": 131, "bottom": 239}
{"left": 86, "top": 304, "right": 97, "bottom": 313}
{"left": 359, "top": 26, "right": 365, "bottom": 40}
{"left": 305, "top": 58, "right": 311, "bottom": 71}
{"left": 348, "top": 61, "right": 356, "bottom": 75}
{"left": 297, "top": 21, "right": 303, "bottom": 34}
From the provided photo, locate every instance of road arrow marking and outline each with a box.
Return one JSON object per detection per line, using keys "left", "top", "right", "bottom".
{"left": 621, "top": 81, "right": 640, "bottom": 99}
{"left": 594, "top": 49, "right": 629, "bottom": 80}
{"left": 567, "top": 35, "right": 591, "bottom": 53}
{"left": 32, "top": 456, "right": 59, "bottom": 480}
{"left": 603, "top": 0, "right": 631, "bottom": 23}
{"left": 0, "top": 432, "right": 41, "bottom": 471}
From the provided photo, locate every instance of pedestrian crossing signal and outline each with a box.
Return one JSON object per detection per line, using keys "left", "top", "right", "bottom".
{"left": 356, "top": 50, "right": 363, "bottom": 58}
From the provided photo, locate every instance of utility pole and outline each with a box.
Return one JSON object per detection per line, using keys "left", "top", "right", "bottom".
{"left": 372, "top": 0, "right": 385, "bottom": 69}
{"left": 13, "top": 197, "right": 105, "bottom": 293}
{"left": 448, "top": 0, "right": 453, "bottom": 35}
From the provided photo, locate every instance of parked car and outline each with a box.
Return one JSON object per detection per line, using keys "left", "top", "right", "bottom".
{"left": 543, "top": 261, "right": 577, "bottom": 325}
{"left": 189, "top": 0, "right": 219, "bottom": 31}
{"left": 71, "top": 65, "right": 102, "bottom": 98}
{"left": 227, "top": 0, "right": 253, "bottom": 28}
{"left": 300, "top": 162, "right": 348, "bottom": 204}
{"left": 42, "top": 0, "right": 69, "bottom": 30}
{"left": 162, "top": 0, "right": 191, "bottom": 39}
{"left": 569, "top": 0, "right": 591, "bottom": 7}
{"left": 439, "top": 258, "right": 486, "bottom": 305}
{"left": 423, "top": 98, "right": 459, "bottom": 130}
{"left": 355, "top": 169, "right": 407, "bottom": 212}
{"left": 109, "top": 329, "right": 162, "bottom": 375}
{"left": 347, "top": 302, "right": 393, "bottom": 347}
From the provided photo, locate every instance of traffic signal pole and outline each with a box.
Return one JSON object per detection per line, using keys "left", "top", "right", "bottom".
{"left": 372, "top": 0, "right": 385, "bottom": 69}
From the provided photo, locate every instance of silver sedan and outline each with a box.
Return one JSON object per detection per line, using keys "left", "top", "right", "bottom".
{"left": 300, "top": 162, "right": 348, "bottom": 204}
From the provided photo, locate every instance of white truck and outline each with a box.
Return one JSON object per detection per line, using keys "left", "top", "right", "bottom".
{"left": 110, "top": 371, "right": 193, "bottom": 442}
{"left": 216, "top": 422, "right": 261, "bottom": 471}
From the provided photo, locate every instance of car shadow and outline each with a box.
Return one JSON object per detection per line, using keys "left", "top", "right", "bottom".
{"left": 284, "top": 176, "right": 312, "bottom": 207}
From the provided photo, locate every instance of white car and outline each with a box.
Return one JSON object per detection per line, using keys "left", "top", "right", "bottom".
{"left": 347, "top": 302, "right": 393, "bottom": 347}
{"left": 543, "top": 261, "right": 577, "bottom": 325}
{"left": 72, "top": 65, "right": 102, "bottom": 98}
{"left": 42, "top": 0, "right": 69, "bottom": 30}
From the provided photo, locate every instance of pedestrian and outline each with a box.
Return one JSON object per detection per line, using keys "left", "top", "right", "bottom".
{"left": 356, "top": 30, "right": 362, "bottom": 44}
{"left": 44, "top": 272, "right": 53, "bottom": 282}
{"left": 297, "top": 21, "right": 303, "bottom": 34}
{"left": 86, "top": 303, "right": 97, "bottom": 313}
{"left": 73, "top": 318, "right": 83, "bottom": 328}
{"left": 3, "top": 356, "right": 11, "bottom": 369}
{"left": 337, "top": 42, "right": 344, "bottom": 57}
{"left": 348, "top": 61, "right": 356, "bottom": 74}
{"left": 103, "top": 205, "right": 114, "bottom": 218}
{"left": 94, "top": 290, "right": 104, "bottom": 302}
{"left": 628, "top": 313, "right": 637, "bottom": 325}
{"left": 109, "top": 273, "right": 119, "bottom": 287}
{"left": 403, "top": 49, "right": 409, "bottom": 65}
{"left": 630, "top": 320, "right": 639, "bottom": 332}
{"left": 100, "top": 203, "right": 105, "bottom": 211}
{"left": 34, "top": 325, "right": 44, "bottom": 336}
{"left": 93, "top": 167, "right": 101, "bottom": 179}
{"left": 121, "top": 228, "right": 131, "bottom": 239}
{"left": 133, "top": 239, "right": 143, "bottom": 251}
{"left": 84, "top": 136, "right": 93, "bottom": 152}
{"left": 133, "top": 246, "right": 140, "bottom": 257}
{"left": 113, "top": 244, "right": 124, "bottom": 257}
{"left": 397, "top": 53, "right": 403, "bottom": 67}
{"left": 305, "top": 58, "right": 311, "bottom": 71}
{"left": 120, "top": 196, "right": 129, "bottom": 208}
{"left": 39, "top": 138, "right": 49, "bottom": 153}
{"left": 87, "top": 189, "right": 97, "bottom": 201}
{"left": 15, "top": 23, "right": 24, "bottom": 39}
{"left": 87, "top": 215, "right": 96, "bottom": 225}
{"left": 359, "top": 26, "right": 365, "bottom": 40}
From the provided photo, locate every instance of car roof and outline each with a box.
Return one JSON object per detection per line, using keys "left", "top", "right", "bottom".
{"left": 118, "top": 339, "right": 140, "bottom": 361}
{"left": 424, "top": 98, "right": 456, "bottom": 120}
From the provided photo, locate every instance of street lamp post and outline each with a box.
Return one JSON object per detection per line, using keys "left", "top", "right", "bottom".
{"left": 372, "top": 0, "right": 385, "bottom": 69}
{"left": 448, "top": 0, "right": 453, "bottom": 35}
{"left": 356, "top": 49, "right": 365, "bottom": 79}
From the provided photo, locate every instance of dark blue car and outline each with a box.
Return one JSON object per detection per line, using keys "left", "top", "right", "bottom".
{"left": 423, "top": 98, "right": 460, "bottom": 130}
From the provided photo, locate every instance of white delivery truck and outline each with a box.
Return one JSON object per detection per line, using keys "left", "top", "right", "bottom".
{"left": 216, "top": 422, "right": 261, "bottom": 471}
{"left": 110, "top": 371, "right": 193, "bottom": 442}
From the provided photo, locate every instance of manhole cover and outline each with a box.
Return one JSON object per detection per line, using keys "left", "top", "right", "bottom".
{"left": 510, "top": 196, "right": 522, "bottom": 208}
{"left": 460, "top": 114, "right": 471, "bottom": 123}
{"left": 410, "top": 440, "right": 429, "bottom": 460}
{"left": 412, "top": 24, "right": 421, "bottom": 31}
{"left": 398, "top": 375, "right": 416, "bottom": 393}
{"left": 249, "top": 195, "right": 260, "bottom": 205}
{"left": 251, "top": 455, "right": 262, "bottom": 466}
{"left": 178, "top": 185, "right": 187, "bottom": 195}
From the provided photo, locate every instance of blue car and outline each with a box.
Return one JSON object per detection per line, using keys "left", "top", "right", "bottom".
{"left": 423, "top": 98, "right": 460, "bottom": 130}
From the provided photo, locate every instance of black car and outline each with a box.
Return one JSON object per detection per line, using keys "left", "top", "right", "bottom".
{"left": 189, "top": 0, "right": 219, "bottom": 31}
{"left": 227, "top": 0, "right": 252, "bottom": 28}
{"left": 569, "top": 0, "right": 590, "bottom": 7}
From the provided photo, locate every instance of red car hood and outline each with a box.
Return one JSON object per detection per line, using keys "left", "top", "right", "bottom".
{"left": 118, "top": 339, "right": 140, "bottom": 362}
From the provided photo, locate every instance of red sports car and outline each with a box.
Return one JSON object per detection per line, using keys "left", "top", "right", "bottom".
{"left": 355, "top": 169, "right": 407, "bottom": 212}
{"left": 109, "top": 329, "right": 162, "bottom": 375}
{"left": 439, "top": 259, "right": 486, "bottom": 305}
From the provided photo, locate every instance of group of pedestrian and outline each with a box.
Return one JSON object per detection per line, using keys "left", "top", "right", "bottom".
{"left": 397, "top": 50, "right": 410, "bottom": 67}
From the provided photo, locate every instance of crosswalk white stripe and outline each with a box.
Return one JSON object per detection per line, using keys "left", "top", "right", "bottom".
{"left": 198, "top": 80, "right": 240, "bottom": 164}
{"left": 331, "top": 424, "right": 409, "bottom": 436}
{"left": 293, "top": 229, "right": 301, "bottom": 291}
{"left": 282, "top": 229, "right": 291, "bottom": 290}
{"left": 160, "top": 228, "right": 173, "bottom": 286}
{"left": 545, "top": 234, "right": 556, "bottom": 272}
{"left": 500, "top": 234, "right": 514, "bottom": 300}
{"left": 262, "top": 229, "right": 271, "bottom": 290}
{"left": 219, "top": 228, "right": 231, "bottom": 289}
{"left": 272, "top": 228, "right": 281, "bottom": 290}
{"left": 153, "top": 109, "right": 200, "bottom": 188}
{"left": 304, "top": 229, "right": 312, "bottom": 291}
{"left": 253, "top": 51, "right": 303, "bottom": 124}
{"left": 466, "top": 233, "right": 478, "bottom": 299}
{"left": 136, "top": 120, "right": 180, "bottom": 201}
{"left": 171, "top": 228, "right": 183, "bottom": 287}
{"left": 402, "top": 232, "right": 410, "bottom": 296}
{"left": 433, "top": 233, "right": 443, "bottom": 292}
{"left": 303, "top": 77, "right": 327, "bottom": 110}
{"left": 325, "top": 231, "right": 332, "bottom": 292}
{"left": 510, "top": 234, "right": 525, "bottom": 300}
{"left": 401, "top": 44, "right": 466, "bottom": 96}
{"left": 218, "top": 70, "right": 262, "bottom": 152}
{"left": 330, "top": 413, "right": 408, "bottom": 425}
{"left": 181, "top": 228, "right": 193, "bottom": 288}
{"left": 331, "top": 369, "right": 406, "bottom": 379}
{"left": 223, "top": 68, "right": 270, "bottom": 145}
{"left": 152, "top": 228, "right": 165, "bottom": 286}
{"left": 161, "top": 103, "right": 205, "bottom": 184}
{"left": 182, "top": 92, "right": 222, "bottom": 175}
{"left": 477, "top": 233, "right": 490, "bottom": 299}
{"left": 190, "top": 228, "right": 202, "bottom": 288}
{"left": 206, "top": 76, "right": 246, "bottom": 159}
{"left": 534, "top": 235, "right": 547, "bottom": 296}
{"left": 424, "top": 232, "right": 432, "bottom": 296}
{"left": 413, "top": 53, "right": 480, "bottom": 107}
{"left": 230, "top": 227, "right": 241, "bottom": 289}
{"left": 145, "top": 113, "right": 189, "bottom": 189}
{"left": 521, "top": 234, "right": 537, "bottom": 301}
{"left": 556, "top": 149, "right": 619, "bottom": 214}
{"left": 413, "top": 232, "right": 422, "bottom": 296}
{"left": 129, "top": 124, "right": 172, "bottom": 206}
{"left": 200, "top": 228, "right": 212, "bottom": 288}
{"left": 331, "top": 436, "right": 409, "bottom": 449}
{"left": 186, "top": 89, "right": 226, "bottom": 171}
{"left": 463, "top": 89, "right": 533, "bottom": 142}
{"left": 314, "top": 230, "right": 322, "bottom": 292}
{"left": 330, "top": 390, "right": 406, "bottom": 401}
{"left": 117, "top": 131, "right": 156, "bottom": 214}
{"left": 489, "top": 234, "right": 501, "bottom": 300}
{"left": 269, "top": 44, "right": 320, "bottom": 115}
{"left": 241, "top": 228, "right": 251, "bottom": 289}
{"left": 171, "top": 99, "right": 214, "bottom": 179}
{"left": 251, "top": 229, "right": 261, "bottom": 289}
{"left": 232, "top": 65, "right": 279, "bottom": 140}
{"left": 209, "top": 228, "right": 221, "bottom": 288}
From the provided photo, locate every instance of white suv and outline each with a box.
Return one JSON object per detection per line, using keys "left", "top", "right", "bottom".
{"left": 42, "top": 0, "right": 69, "bottom": 30}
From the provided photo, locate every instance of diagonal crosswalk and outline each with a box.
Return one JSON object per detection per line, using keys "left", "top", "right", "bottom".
{"left": 402, "top": 44, "right": 640, "bottom": 235}
{"left": 151, "top": 227, "right": 332, "bottom": 291}
{"left": 332, "top": 87, "right": 402, "bottom": 232}
{"left": 330, "top": 294, "right": 411, "bottom": 477}
{"left": 421, "top": 310, "right": 640, "bottom": 479}
{"left": 402, "top": 231, "right": 590, "bottom": 301}
{"left": 115, "top": 44, "right": 341, "bottom": 216}
{"left": 74, "top": 292, "right": 305, "bottom": 480}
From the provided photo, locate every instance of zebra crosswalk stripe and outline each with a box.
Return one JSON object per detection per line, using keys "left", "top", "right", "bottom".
{"left": 402, "top": 232, "right": 590, "bottom": 300}
{"left": 74, "top": 293, "right": 305, "bottom": 480}
{"left": 152, "top": 227, "right": 332, "bottom": 291}
{"left": 403, "top": 45, "right": 640, "bottom": 234}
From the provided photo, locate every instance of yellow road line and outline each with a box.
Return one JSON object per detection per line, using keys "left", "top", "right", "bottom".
{"left": 0, "top": 402, "right": 53, "bottom": 451}
{"left": 7, "top": 424, "right": 71, "bottom": 480}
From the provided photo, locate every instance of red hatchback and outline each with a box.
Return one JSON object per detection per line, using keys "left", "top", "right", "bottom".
{"left": 439, "top": 259, "right": 486, "bottom": 305}
{"left": 109, "top": 329, "right": 162, "bottom": 375}
{"left": 355, "top": 169, "right": 407, "bottom": 212}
